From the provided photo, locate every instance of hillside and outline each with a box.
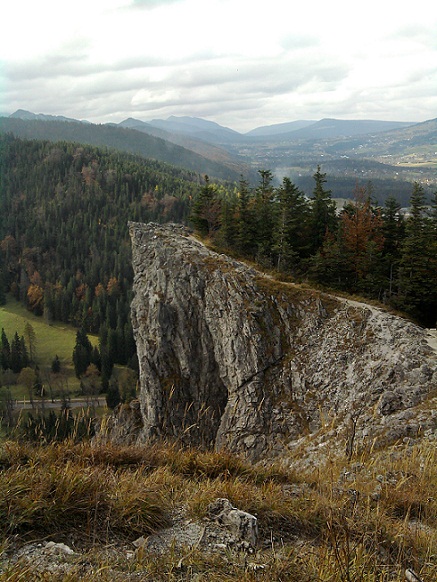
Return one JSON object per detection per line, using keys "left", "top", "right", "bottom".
{"left": 251, "top": 118, "right": 416, "bottom": 141}
{"left": 147, "top": 115, "right": 243, "bottom": 144}
{"left": 230, "top": 118, "right": 437, "bottom": 199}
{"left": 0, "top": 437, "right": 435, "bottom": 580}
{"left": 3, "top": 111, "right": 436, "bottom": 196}
{"left": 0, "top": 117, "right": 244, "bottom": 182}
{"left": 118, "top": 117, "right": 255, "bottom": 180}
{"left": 328, "top": 117, "right": 437, "bottom": 160}
{"left": 0, "top": 136, "right": 201, "bottom": 392}
{"left": 1, "top": 135, "right": 436, "bottom": 333}
{"left": 1, "top": 137, "right": 436, "bottom": 581}
{"left": 4, "top": 223, "right": 433, "bottom": 578}
{"left": 1, "top": 299, "right": 82, "bottom": 374}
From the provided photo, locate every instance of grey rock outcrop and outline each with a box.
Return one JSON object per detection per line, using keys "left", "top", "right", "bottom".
{"left": 129, "top": 222, "right": 437, "bottom": 460}
{"left": 208, "top": 498, "right": 258, "bottom": 547}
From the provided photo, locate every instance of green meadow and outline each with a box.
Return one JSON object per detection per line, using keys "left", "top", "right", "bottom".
{"left": 0, "top": 297, "right": 98, "bottom": 394}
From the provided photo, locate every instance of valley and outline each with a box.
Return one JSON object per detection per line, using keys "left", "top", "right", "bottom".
{"left": 2, "top": 112, "right": 436, "bottom": 205}
{"left": 0, "top": 112, "right": 436, "bottom": 581}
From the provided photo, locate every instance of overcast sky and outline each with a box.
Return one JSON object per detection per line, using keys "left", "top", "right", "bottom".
{"left": 1, "top": 0, "right": 436, "bottom": 133}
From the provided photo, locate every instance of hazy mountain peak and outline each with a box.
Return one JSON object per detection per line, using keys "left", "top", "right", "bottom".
{"left": 10, "top": 109, "right": 81, "bottom": 123}
{"left": 246, "top": 120, "right": 316, "bottom": 137}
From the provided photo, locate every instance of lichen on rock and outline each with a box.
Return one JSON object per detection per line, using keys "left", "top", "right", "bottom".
{"left": 129, "top": 222, "right": 437, "bottom": 461}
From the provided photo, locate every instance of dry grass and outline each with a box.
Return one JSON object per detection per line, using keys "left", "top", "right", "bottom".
{"left": 0, "top": 437, "right": 436, "bottom": 581}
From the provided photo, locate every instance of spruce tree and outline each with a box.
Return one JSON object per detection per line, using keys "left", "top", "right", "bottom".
{"left": 236, "top": 178, "right": 256, "bottom": 257}
{"left": 10, "top": 332, "right": 24, "bottom": 373}
{"left": 106, "top": 380, "right": 121, "bottom": 409}
{"left": 254, "top": 170, "right": 275, "bottom": 263}
{"left": 190, "top": 175, "right": 220, "bottom": 236}
{"left": 51, "top": 355, "right": 61, "bottom": 374}
{"left": 218, "top": 195, "right": 237, "bottom": 249}
{"left": 381, "top": 195, "right": 405, "bottom": 299}
{"left": 309, "top": 165, "right": 337, "bottom": 253}
{"left": 1, "top": 328, "right": 11, "bottom": 370}
{"left": 273, "top": 177, "right": 310, "bottom": 273}
{"left": 397, "top": 183, "right": 437, "bottom": 325}
{"left": 72, "top": 328, "right": 93, "bottom": 378}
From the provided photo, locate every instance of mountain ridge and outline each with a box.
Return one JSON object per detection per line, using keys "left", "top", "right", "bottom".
{"left": 0, "top": 116, "right": 244, "bottom": 182}
{"left": 3, "top": 110, "right": 435, "bottom": 194}
{"left": 6, "top": 108, "right": 422, "bottom": 140}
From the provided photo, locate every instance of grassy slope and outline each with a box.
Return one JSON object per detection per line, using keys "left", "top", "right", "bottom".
{"left": 1, "top": 297, "right": 98, "bottom": 394}
{"left": 0, "top": 439, "right": 435, "bottom": 581}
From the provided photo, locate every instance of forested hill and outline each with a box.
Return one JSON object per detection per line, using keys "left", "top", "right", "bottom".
{"left": 0, "top": 117, "right": 243, "bottom": 182}
{"left": 1, "top": 133, "right": 436, "bottom": 345}
{"left": 0, "top": 135, "right": 198, "bottom": 375}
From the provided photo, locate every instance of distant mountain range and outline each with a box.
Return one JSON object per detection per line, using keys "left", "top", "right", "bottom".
{"left": 4, "top": 109, "right": 418, "bottom": 141}
{"left": 9, "top": 109, "right": 88, "bottom": 124}
{"left": 1, "top": 110, "right": 436, "bottom": 201}
{"left": 0, "top": 113, "right": 250, "bottom": 182}
{"left": 120, "top": 115, "right": 416, "bottom": 143}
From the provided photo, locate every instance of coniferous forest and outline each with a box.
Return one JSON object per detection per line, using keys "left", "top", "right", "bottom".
{"left": 191, "top": 170, "right": 437, "bottom": 327}
{"left": 0, "top": 133, "right": 436, "bottom": 389}
{"left": 0, "top": 135, "right": 199, "bottom": 386}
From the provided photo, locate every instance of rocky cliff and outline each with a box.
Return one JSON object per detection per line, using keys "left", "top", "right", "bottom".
{"left": 129, "top": 222, "right": 437, "bottom": 461}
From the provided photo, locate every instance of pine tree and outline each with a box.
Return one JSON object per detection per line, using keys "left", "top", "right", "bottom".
{"left": 273, "top": 177, "right": 310, "bottom": 273}
{"left": 106, "top": 380, "right": 121, "bottom": 409}
{"left": 381, "top": 195, "right": 405, "bottom": 300}
{"left": 397, "top": 183, "right": 437, "bottom": 325}
{"left": 100, "top": 347, "right": 114, "bottom": 392}
{"left": 309, "top": 231, "right": 350, "bottom": 289}
{"left": 72, "top": 328, "right": 93, "bottom": 378}
{"left": 218, "top": 195, "right": 237, "bottom": 249}
{"left": 309, "top": 165, "right": 337, "bottom": 253}
{"left": 1, "top": 328, "right": 11, "bottom": 370}
{"left": 10, "top": 332, "right": 24, "bottom": 373}
{"left": 236, "top": 178, "right": 256, "bottom": 257}
{"left": 254, "top": 170, "right": 275, "bottom": 263}
{"left": 190, "top": 176, "right": 220, "bottom": 236}
{"left": 51, "top": 354, "right": 61, "bottom": 374}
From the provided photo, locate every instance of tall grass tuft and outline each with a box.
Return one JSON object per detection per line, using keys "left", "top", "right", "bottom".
{"left": 0, "top": 437, "right": 435, "bottom": 580}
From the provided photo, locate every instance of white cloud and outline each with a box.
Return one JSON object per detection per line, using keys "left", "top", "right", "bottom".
{"left": 1, "top": 0, "right": 436, "bottom": 131}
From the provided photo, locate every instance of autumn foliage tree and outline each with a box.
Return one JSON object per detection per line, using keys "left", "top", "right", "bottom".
{"left": 340, "top": 186, "right": 385, "bottom": 290}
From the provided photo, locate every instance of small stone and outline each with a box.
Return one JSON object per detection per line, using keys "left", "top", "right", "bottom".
{"left": 43, "top": 542, "right": 74, "bottom": 556}
{"left": 132, "top": 536, "right": 147, "bottom": 548}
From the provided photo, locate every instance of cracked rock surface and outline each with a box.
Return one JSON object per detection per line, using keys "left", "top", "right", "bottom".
{"left": 128, "top": 222, "right": 437, "bottom": 461}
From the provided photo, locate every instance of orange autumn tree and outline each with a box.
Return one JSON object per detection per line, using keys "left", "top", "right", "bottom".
{"left": 340, "top": 186, "right": 385, "bottom": 287}
{"left": 27, "top": 284, "right": 44, "bottom": 315}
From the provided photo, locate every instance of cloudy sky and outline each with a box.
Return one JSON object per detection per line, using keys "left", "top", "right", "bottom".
{"left": 1, "top": 0, "right": 436, "bottom": 132}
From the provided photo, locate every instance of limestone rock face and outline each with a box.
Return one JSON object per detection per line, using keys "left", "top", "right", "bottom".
{"left": 129, "top": 222, "right": 437, "bottom": 461}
